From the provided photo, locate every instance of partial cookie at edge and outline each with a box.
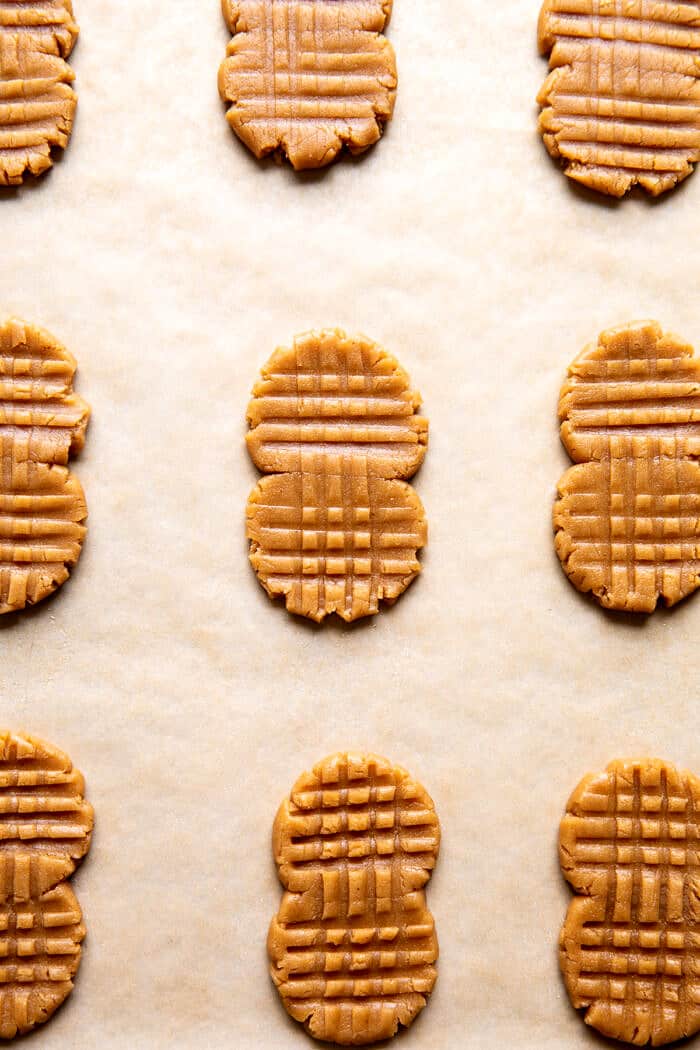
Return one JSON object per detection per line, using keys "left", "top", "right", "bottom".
{"left": 537, "top": 0, "right": 700, "bottom": 197}
{"left": 0, "top": 318, "right": 91, "bottom": 613}
{"left": 559, "top": 758, "right": 700, "bottom": 1046}
{"left": 553, "top": 321, "right": 700, "bottom": 612}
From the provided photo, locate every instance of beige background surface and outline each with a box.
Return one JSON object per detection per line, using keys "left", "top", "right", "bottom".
{"left": 1, "top": 1, "right": 699, "bottom": 1047}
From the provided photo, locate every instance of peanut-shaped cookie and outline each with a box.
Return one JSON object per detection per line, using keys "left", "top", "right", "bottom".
{"left": 560, "top": 758, "right": 700, "bottom": 1045}
{"left": 246, "top": 329, "right": 428, "bottom": 622}
{"left": 554, "top": 321, "right": 700, "bottom": 612}
{"left": 0, "top": 318, "right": 90, "bottom": 613}
{"left": 269, "top": 752, "right": 440, "bottom": 1045}
{"left": 0, "top": 731, "right": 93, "bottom": 1039}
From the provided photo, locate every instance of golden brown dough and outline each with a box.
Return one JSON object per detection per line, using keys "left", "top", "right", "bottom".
{"left": 0, "top": 884, "right": 84, "bottom": 1040}
{"left": 218, "top": 0, "right": 397, "bottom": 169}
{"left": 245, "top": 330, "right": 428, "bottom": 622}
{"left": 269, "top": 752, "right": 440, "bottom": 1046}
{"left": 247, "top": 461, "right": 426, "bottom": 622}
{"left": 0, "top": 318, "right": 90, "bottom": 614}
{"left": 554, "top": 321, "right": 700, "bottom": 612}
{"left": 537, "top": 0, "right": 700, "bottom": 197}
{"left": 560, "top": 758, "right": 700, "bottom": 1046}
{"left": 0, "top": 731, "right": 93, "bottom": 1039}
{"left": 0, "top": 1, "right": 79, "bottom": 185}
{"left": 247, "top": 329, "right": 427, "bottom": 479}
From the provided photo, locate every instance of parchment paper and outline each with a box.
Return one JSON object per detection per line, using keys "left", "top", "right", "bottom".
{"left": 2, "top": 1, "right": 699, "bottom": 1047}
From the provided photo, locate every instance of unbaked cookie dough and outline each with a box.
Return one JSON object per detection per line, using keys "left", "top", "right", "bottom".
{"left": 269, "top": 751, "right": 440, "bottom": 1045}
{"left": 538, "top": 0, "right": 700, "bottom": 197}
{"left": 0, "top": 730, "right": 93, "bottom": 1039}
{"left": 0, "top": 318, "right": 90, "bottom": 613}
{"left": 0, "top": 1, "right": 79, "bottom": 185}
{"left": 554, "top": 321, "right": 700, "bottom": 613}
{"left": 218, "top": 0, "right": 397, "bottom": 169}
{"left": 246, "top": 329, "right": 428, "bottom": 622}
{"left": 560, "top": 757, "right": 700, "bottom": 1045}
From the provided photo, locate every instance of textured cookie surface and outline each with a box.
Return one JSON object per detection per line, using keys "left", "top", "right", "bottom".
{"left": 247, "top": 460, "right": 426, "bottom": 622}
{"left": 247, "top": 329, "right": 427, "bottom": 480}
{"left": 0, "top": 731, "right": 92, "bottom": 1039}
{"left": 537, "top": 0, "right": 700, "bottom": 197}
{"left": 246, "top": 330, "right": 428, "bottom": 622}
{"left": 554, "top": 321, "right": 700, "bottom": 612}
{"left": 0, "top": 730, "right": 93, "bottom": 893}
{"left": 0, "top": 318, "right": 90, "bottom": 613}
{"left": 560, "top": 758, "right": 700, "bottom": 1045}
{"left": 0, "top": 2, "right": 78, "bottom": 185}
{"left": 0, "top": 883, "right": 84, "bottom": 1039}
{"left": 269, "top": 752, "right": 440, "bottom": 1045}
{"left": 218, "top": 0, "right": 397, "bottom": 169}
{"left": 0, "top": 1, "right": 78, "bottom": 56}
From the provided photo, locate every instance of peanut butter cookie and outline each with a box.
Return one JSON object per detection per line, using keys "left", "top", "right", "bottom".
{"left": 560, "top": 758, "right": 700, "bottom": 1045}
{"left": 554, "top": 321, "right": 700, "bottom": 612}
{"left": 246, "top": 330, "right": 428, "bottom": 622}
{"left": 0, "top": 731, "right": 93, "bottom": 1039}
{"left": 269, "top": 752, "right": 440, "bottom": 1045}
{"left": 538, "top": 0, "right": 700, "bottom": 197}
{"left": 218, "top": 0, "right": 397, "bottom": 169}
{"left": 0, "top": 1, "right": 79, "bottom": 185}
{"left": 0, "top": 318, "right": 90, "bottom": 613}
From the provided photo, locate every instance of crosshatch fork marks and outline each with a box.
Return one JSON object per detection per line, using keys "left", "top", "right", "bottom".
{"left": 0, "top": 1, "right": 78, "bottom": 57}
{"left": 247, "top": 458, "right": 426, "bottom": 622}
{"left": 246, "top": 330, "right": 428, "bottom": 622}
{"left": 247, "top": 329, "right": 427, "bottom": 480}
{"left": 0, "top": 1, "right": 78, "bottom": 184}
{"left": 554, "top": 321, "right": 700, "bottom": 612}
{"left": 560, "top": 758, "right": 700, "bottom": 1046}
{"left": 538, "top": 0, "right": 700, "bottom": 196}
{"left": 218, "top": 0, "right": 397, "bottom": 169}
{"left": 0, "top": 883, "right": 85, "bottom": 1040}
{"left": 0, "top": 318, "right": 90, "bottom": 614}
{"left": 269, "top": 752, "right": 440, "bottom": 1046}
{"left": 0, "top": 732, "right": 93, "bottom": 1040}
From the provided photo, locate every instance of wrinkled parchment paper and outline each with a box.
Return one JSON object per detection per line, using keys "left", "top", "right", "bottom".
{"left": 2, "top": 2, "right": 700, "bottom": 1047}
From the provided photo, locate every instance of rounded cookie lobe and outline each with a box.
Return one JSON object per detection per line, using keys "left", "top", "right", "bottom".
{"left": 247, "top": 329, "right": 427, "bottom": 481}
{"left": 554, "top": 321, "right": 700, "bottom": 612}
{"left": 0, "top": 882, "right": 85, "bottom": 1040}
{"left": 0, "top": 730, "right": 94, "bottom": 897}
{"left": 247, "top": 460, "right": 427, "bottom": 623}
{"left": 218, "top": 0, "right": 397, "bottom": 170}
{"left": 537, "top": 0, "right": 700, "bottom": 197}
{"left": 560, "top": 758, "right": 700, "bottom": 1046}
{"left": 0, "top": 318, "right": 91, "bottom": 614}
{"left": 269, "top": 752, "right": 440, "bottom": 1045}
{"left": 0, "top": 2, "right": 79, "bottom": 185}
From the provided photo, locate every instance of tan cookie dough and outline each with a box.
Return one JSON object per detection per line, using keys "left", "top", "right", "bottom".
{"left": 554, "top": 321, "right": 700, "bottom": 612}
{"left": 0, "top": 318, "right": 90, "bottom": 614}
{"left": 245, "top": 329, "right": 428, "bottom": 622}
{"left": 537, "top": 0, "right": 700, "bottom": 197}
{"left": 247, "top": 329, "right": 427, "bottom": 479}
{"left": 218, "top": 0, "right": 397, "bottom": 169}
{"left": 269, "top": 752, "right": 440, "bottom": 1045}
{"left": 560, "top": 758, "right": 700, "bottom": 1046}
{"left": 0, "top": 1, "right": 79, "bottom": 185}
{"left": 0, "top": 731, "right": 93, "bottom": 1039}
{"left": 247, "top": 462, "right": 426, "bottom": 622}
